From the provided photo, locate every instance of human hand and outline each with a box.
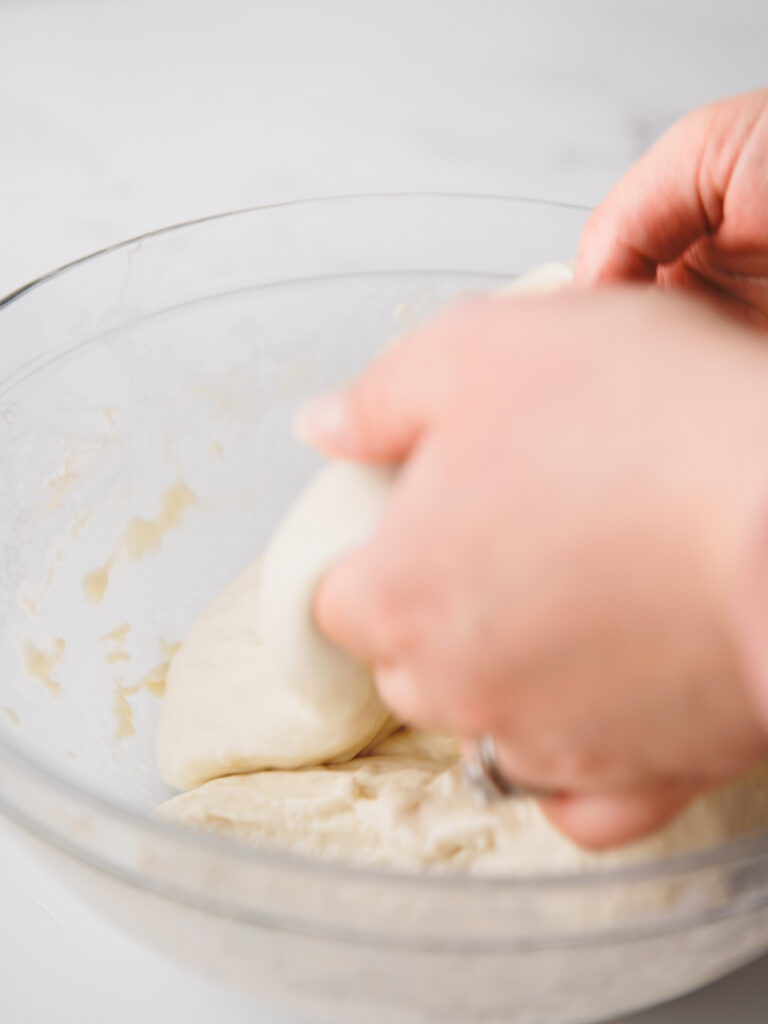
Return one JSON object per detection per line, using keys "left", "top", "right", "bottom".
{"left": 297, "top": 288, "right": 768, "bottom": 849}
{"left": 577, "top": 90, "right": 768, "bottom": 328}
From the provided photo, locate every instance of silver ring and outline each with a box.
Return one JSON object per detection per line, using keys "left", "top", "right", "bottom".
{"left": 463, "top": 735, "right": 554, "bottom": 804}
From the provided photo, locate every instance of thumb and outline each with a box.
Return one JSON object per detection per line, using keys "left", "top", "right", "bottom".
{"left": 576, "top": 90, "right": 767, "bottom": 284}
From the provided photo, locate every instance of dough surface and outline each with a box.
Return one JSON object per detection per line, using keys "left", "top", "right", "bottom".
{"left": 157, "top": 725, "right": 768, "bottom": 874}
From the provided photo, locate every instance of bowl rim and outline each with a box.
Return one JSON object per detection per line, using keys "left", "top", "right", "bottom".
{"left": 3, "top": 191, "right": 768, "bottom": 901}
{"left": 0, "top": 191, "right": 591, "bottom": 309}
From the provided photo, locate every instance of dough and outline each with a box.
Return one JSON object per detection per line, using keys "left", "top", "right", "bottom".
{"left": 157, "top": 260, "right": 768, "bottom": 874}
{"left": 157, "top": 463, "right": 397, "bottom": 791}
{"left": 157, "top": 726, "right": 768, "bottom": 875}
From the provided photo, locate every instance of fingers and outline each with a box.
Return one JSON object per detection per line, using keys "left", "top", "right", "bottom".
{"left": 576, "top": 91, "right": 767, "bottom": 285}
{"left": 295, "top": 296, "right": 500, "bottom": 461}
{"left": 294, "top": 384, "right": 422, "bottom": 464}
{"left": 490, "top": 735, "right": 701, "bottom": 849}
{"left": 374, "top": 664, "right": 452, "bottom": 730}
{"left": 314, "top": 543, "right": 390, "bottom": 663}
{"left": 294, "top": 325, "right": 440, "bottom": 463}
{"left": 539, "top": 782, "right": 699, "bottom": 851}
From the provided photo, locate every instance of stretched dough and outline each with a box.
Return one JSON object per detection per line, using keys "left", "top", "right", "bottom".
{"left": 157, "top": 464, "right": 396, "bottom": 791}
{"left": 258, "top": 462, "right": 397, "bottom": 757}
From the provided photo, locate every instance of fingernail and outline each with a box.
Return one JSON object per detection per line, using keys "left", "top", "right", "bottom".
{"left": 294, "top": 392, "right": 348, "bottom": 447}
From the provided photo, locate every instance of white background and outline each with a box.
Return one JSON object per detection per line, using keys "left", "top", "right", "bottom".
{"left": 1, "top": 1, "right": 767, "bottom": 1020}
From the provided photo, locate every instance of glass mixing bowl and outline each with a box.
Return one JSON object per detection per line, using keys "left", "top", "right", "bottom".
{"left": 2, "top": 195, "right": 768, "bottom": 1024}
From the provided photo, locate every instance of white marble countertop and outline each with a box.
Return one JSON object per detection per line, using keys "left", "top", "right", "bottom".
{"left": 2, "top": 1, "right": 767, "bottom": 1020}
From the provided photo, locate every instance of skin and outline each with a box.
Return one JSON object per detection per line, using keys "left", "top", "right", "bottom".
{"left": 576, "top": 89, "right": 768, "bottom": 325}
{"left": 296, "top": 90, "right": 768, "bottom": 849}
